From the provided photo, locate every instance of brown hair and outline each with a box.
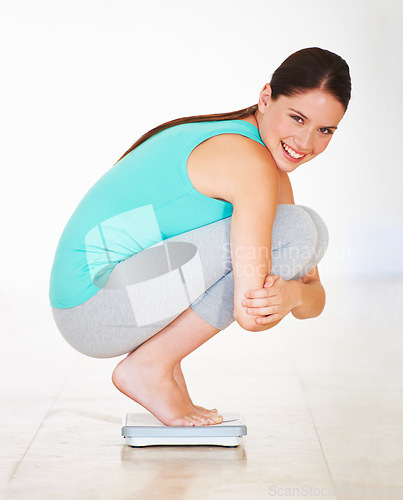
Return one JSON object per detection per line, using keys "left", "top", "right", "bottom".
{"left": 114, "top": 47, "right": 351, "bottom": 164}
{"left": 113, "top": 104, "right": 258, "bottom": 164}
{"left": 270, "top": 47, "right": 351, "bottom": 109}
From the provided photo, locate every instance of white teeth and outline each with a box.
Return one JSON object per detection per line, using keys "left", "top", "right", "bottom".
{"left": 281, "top": 141, "right": 304, "bottom": 159}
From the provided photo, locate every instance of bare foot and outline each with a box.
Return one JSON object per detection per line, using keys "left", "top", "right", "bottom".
{"left": 173, "top": 363, "right": 219, "bottom": 417}
{"left": 112, "top": 351, "right": 223, "bottom": 427}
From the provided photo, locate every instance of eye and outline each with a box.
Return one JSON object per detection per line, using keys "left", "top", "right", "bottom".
{"left": 319, "top": 128, "right": 333, "bottom": 135}
{"left": 290, "top": 115, "right": 303, "bottom": 124}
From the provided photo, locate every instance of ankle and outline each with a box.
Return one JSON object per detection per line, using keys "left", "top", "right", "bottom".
{"left": 132, "top": 342, "right": 185, "bottom": 372}
{"left": 121, "top": 348, "right": 178, "bottom": 377}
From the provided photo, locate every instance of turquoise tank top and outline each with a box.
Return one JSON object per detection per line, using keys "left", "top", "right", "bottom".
{"left": 49, "top": 119, "right": 265, "bottom": 308}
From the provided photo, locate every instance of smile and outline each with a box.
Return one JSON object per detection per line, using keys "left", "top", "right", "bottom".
{"left": 281, "top": 141, "right": 306, "bottom": 160}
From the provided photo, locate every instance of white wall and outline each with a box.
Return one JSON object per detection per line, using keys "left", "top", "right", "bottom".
{"left": 1, "top": 0, "right": 402, "bottom": 297}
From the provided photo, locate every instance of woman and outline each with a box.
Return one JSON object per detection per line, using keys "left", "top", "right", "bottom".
{"left": 49, "top": 47, "right": 351, "bottom": 427}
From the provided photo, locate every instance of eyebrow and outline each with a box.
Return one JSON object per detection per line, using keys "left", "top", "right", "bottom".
{"left": 288, "top": 108, "right": 338, "bottom": 129}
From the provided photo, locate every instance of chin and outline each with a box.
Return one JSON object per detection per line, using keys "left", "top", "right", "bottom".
{"left": 276, "top": 161, "right": 297, "bottom": 173}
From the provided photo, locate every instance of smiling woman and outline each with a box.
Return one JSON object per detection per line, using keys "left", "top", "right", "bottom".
{"left": 49, "top": 47, "right": 352, "bottom": 428}
{"left": 255, "top": 88, "right": 346, "bottom": 172}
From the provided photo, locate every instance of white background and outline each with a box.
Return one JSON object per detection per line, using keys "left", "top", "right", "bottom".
{"left": 1, "top": 0, "right": 402, "bottom": 301}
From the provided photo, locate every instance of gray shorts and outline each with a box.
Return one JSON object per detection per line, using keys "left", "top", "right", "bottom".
{"left": 51, "top": 204, "right": 328, "bottom": 358}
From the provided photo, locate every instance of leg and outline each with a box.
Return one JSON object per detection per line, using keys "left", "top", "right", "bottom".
{"left": 294, "top": 205, "right": 329, "bottom": 278}
{"left": 113, "top": 205, "right": 329, "bottom": 427}
{"left": 189, "top": 204, "right": 329, "bottom": 328}
{"left": 112, "top": 306, "right": 223, "bottom": 426}
{"left": 53, "top": 219, "right": 235, "bottom": 425}
{"left": 51, "top": 218, "right": 234, "bottom": 359}
{"left": 53, "top": 205, "right": 327, "bottom": 426}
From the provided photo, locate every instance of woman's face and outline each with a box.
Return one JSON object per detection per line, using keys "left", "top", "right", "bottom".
{"left": 256, "top": 86, "right": 346, "bottom": 172}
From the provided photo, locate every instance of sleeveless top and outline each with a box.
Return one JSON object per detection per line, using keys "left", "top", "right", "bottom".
{"left": 49, "top": 119, "right": 266, "bottom": 308}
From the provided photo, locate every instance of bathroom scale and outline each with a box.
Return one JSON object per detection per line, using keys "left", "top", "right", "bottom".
{"left": 121, "top": 412, "right": 247, "bottom": 447}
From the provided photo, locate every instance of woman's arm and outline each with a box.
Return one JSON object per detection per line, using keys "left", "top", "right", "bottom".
{"left": 240, "top": 170, "right": 326, "bottom": 329}
{"left": 240, "top": 269, "right": 325, "bottom": 328}
{"left": 200, "top": 134, "right": 280, "bottom": 332}
{"left": 230, "top": 173, "right": 279, "bottom": 331}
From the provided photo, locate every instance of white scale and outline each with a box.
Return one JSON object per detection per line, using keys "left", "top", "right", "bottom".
{"left": 122, "top": 412, "right": 247, "bottom": 447}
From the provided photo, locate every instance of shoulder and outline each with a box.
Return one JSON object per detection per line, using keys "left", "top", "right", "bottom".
{"left": 188, "top": 132, "right": 279, "bottom": 205}
{"left": 197, "top": 131, "right": 271, "bottom": 162}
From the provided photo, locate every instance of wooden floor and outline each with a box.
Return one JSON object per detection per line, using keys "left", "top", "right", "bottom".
{"left": 2, "top": 278, "right": 402, "bottom": 500}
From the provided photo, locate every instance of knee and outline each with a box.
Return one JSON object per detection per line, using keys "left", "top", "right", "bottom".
{"left": 271, "top": 204, "right": 325, "bottom": 281}
{"left": 296, "top": 205, "right": 329, "bottom": 251}
{"left": 274, "top": 204, "right": 318, "bottom": 249}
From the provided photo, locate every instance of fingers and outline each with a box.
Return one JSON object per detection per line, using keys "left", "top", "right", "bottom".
{"left": 264, "top": 274, "right": 281, "bottom": 288}
{"left": 242, "top": 275, "right": 288, "bottom": 326}
{"left": 255, "top": 313, "right": 281, "bottom": 325}
{"left": 242, "top": 297, "right": 279, "bottom": 316}
{"left": 246, "top": 305, "right": 278, "bottom": 316}
{"left": 242, "top": 297, "right": 273, "bottom": 308}
{"left": 244, "top": 288, "right": 272, "bottom": 299}
{"left": 244, "top": 275, "right": 282, "bottom": 298}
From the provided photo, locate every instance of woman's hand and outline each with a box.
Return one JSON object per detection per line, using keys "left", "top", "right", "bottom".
{"left": 241, "top": 274, "right": 300, "bottom": 326}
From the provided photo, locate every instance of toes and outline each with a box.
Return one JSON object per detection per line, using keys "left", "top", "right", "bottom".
{"left": 194, "top": 405, "right": 220, "bottom": 416}
{"left": 183, "top": 413, "right": 223, "bottom": 426}
{"left": 196, "top": 415, "right": 211, "bottom": 426}
{"left": 188, "top": 415, "right": 205, "bottom": 426}
{"left": 182, "top": 415, "right": 202, "bottom": 426}
{"left": 199, "top": 414, "right": 222, "bottom": 425}
{"left": 193, "top": 414, "right": 214, "bottom": 426}
{"left": 211, "top": 414, "right": 223, "bottom": 424}
{"left": 182, "top": 418, "right": 194, "bottom": 427}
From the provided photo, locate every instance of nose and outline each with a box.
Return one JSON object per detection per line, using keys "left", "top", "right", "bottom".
{"left": 294, "top": 129, "right": 314, "bottom": 152}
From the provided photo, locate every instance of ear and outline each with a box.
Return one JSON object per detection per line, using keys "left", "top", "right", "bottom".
{"left": 257, "top": 83, "right": 273, "bottom": 113}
